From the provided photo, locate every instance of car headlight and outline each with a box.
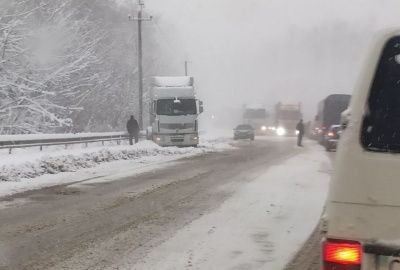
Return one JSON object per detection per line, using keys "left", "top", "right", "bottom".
{"left": 295, "top": 130, "right": 300, "bottom": 135}
{"left": 276, "top": 128, "right": 285, "bottom": 136}
{"left": 190, "top": 135, "right": 198, "bottom": 140}
{"left": 261, "top": 126, "right": 267, "bottom": 131}
{"left": 271, "top": 127, "right": 276, "bottom": 131}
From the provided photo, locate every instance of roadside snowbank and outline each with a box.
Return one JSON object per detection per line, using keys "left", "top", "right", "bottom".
{"left": 129, "top": 145, "right": 330, "bottom": 270}
{"left": 0, "top": 139, "right": 234, "bottom": 182}
{"left": 0, "top": 156, "right": 178, "bottom": 198}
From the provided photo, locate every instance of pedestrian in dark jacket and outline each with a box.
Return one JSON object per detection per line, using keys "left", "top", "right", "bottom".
{"left": 127, "top": 115, "right": 139, "bottom": 145}
{"left": 296, "top": 119, "right": 305, "bottom": 147}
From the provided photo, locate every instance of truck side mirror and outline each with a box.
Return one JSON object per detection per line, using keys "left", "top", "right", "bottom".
{"left": 153, "top": 101, "right": 157, "bottom": 116}
{"left": 198, "top": 100, "right": 204, "bottom": 114}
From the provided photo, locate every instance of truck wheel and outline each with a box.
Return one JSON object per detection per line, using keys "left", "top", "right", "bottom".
{"left": 251, "top": 136, "right": 255, "bottom": 141}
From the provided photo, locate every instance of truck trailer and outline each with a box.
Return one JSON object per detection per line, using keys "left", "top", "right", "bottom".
{"left": 315, "top": 94, "right": 351, "bottom": 144}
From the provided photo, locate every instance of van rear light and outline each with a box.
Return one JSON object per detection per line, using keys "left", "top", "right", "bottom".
{"left": 323, "top": 240, "right": 361, "bottom": 270}
{"left": 327, "top": 132, "right": 334, "bottom": 137}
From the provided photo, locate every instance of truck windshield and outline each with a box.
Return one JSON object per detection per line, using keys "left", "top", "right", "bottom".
{"left": 157, "top": 99, "right": 197, "bottom": 116}
{"left": 280, "top": 111, "right": 300, "bottom": 120}
{"left": 244, "top": 109, "right": 267, "bottom": 119}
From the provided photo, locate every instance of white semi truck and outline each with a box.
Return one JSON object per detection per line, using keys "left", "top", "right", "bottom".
{"left": 147, "top": 76, "right": 203, "bottom": 147}
{"left": 242, "top": 104, "right": 268, "bottom": 135}
{"left": 274, "top": 102, "right": 302, "bottom": 136}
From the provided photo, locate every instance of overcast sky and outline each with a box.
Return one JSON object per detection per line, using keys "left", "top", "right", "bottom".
{"left": 134, "top": 0, "right": 400, "bottom": 122}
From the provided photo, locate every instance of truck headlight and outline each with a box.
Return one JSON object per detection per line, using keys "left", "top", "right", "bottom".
{"left": 190, "top": 135, "right": 198, "bottom": 141}
{"left": 155, "top": 136, "right": 165, "bottom": 141}
{"left": 261, "top": 126, "right": 267, "bottom": 131}
{"left": 276, "top": 128, "right": 285, "bottom": 136}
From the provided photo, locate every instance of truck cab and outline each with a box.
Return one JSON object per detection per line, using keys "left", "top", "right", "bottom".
{"left": 148, "top": 76, "right": 203, "bottom": 147}
{"left": 242, "top": 104, "right": 268, "bottom": 135}
{"left": 274, "top": 102, "right": 302, "bottom": 136}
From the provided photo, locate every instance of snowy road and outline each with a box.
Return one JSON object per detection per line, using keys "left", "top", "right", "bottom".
{"left": 0, "top": 138, "right": 330, "bottom": 270}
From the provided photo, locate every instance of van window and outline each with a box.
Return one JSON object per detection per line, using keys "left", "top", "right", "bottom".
{"left": 361, "top": 36, "right": 400, "bottom": 152}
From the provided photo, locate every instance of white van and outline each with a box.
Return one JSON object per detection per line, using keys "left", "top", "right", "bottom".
{"left": 323, "top": 31, "right": 400, "bottom": 270}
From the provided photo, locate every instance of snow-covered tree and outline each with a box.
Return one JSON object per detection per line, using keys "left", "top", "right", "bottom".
{"left": 0, "top": 0, "right": 176, "bottom": 134}
{"left": 0, "top": 1, "right": 105, "bottom": 133}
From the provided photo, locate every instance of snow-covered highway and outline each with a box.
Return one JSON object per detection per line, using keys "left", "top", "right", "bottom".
{"left": 0, "top": 137, "right": 330, "bottom": 270}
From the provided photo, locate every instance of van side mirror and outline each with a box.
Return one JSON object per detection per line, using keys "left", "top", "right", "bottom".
{"left": 340, "top": 110, "right": 350, "bottom": 130}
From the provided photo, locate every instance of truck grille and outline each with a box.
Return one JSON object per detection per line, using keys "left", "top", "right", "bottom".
{"left": 160, "top": 123, "right": 195, "bottom": 130}
{"left": 171, "top": 138, "right": 184, "bottom": 143}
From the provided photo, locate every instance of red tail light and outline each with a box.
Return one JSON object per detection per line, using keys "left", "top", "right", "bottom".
{"left": 327, "top": 132, "right": 334, "bottom": 137}
{"left": 324, "top": 241, "right": 362, "bottom": 265}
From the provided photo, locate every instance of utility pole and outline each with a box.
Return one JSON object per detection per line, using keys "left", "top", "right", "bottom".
{"left": 129, "top": 0, "right": 152, "bottom": 130}
{"left": 184, "top": 60, "right": 192, "bottom": 76}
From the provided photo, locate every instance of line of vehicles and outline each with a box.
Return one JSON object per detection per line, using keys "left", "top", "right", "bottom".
{"left": 143, "top": 75, "right": 349, "bottom": 150}
{"left": 236, "top": 97, "right": 351, "bottom": 145}
{"left": 234, "top": 102, "right": 303, "bottom": 140}
{"left": 143, "top": 75, "right": 349, "bottom": 146}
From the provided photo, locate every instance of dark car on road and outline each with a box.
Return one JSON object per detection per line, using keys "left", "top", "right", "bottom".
{"left": 234, "top": 124, "right": 255, "bottom": 140}
{"left": 324, "top": 125, "right": 341, "bottom": 151}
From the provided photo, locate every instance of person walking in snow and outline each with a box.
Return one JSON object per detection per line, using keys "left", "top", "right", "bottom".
{"left": 126, "top": 115, "right": 139, "bottom": 145}
{"left": 296, "top": 119, "right": 305, "bottom": 147}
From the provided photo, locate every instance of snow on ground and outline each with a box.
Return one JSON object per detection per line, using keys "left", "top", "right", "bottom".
{"left": 0, "top": 136, "right": 234, "bottom": 197}
{"left": 0, "top": 156, "right": 173, "bottom": 199}
{"left": 127, "top": 145, "right": 330, "bottom": 270}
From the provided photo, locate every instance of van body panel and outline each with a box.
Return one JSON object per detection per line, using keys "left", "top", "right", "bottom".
{"left": 326, "top": 202, "right": 400, "bottom": 241}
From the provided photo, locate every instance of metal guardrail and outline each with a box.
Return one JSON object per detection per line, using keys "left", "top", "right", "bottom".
{"left": 0, "top": 132, "right": 146, "bottom": 154}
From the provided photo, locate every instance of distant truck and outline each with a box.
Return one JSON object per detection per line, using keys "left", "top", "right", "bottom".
{"left": 274, "top": 102, "right": 302, "bottom": 136}
{"left": 315, "top": 94, "right": 351, "bottom": 144}
{"left": 242, "top": 104, "right": 268, "bottom": 135}
{"left": 147, "top": 76, "right": 203, "bottom": 147}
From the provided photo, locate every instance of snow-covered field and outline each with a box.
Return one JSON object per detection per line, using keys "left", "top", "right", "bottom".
{"left": 0, "top": 133, "right": 234, "bottom": 197}
{"left": 125, "top": 145, "right": 331, "bottom": 270}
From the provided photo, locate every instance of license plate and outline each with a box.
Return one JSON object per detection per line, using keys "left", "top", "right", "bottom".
{"left": 377, "top": 255, "right": 400, "bottom": 270}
